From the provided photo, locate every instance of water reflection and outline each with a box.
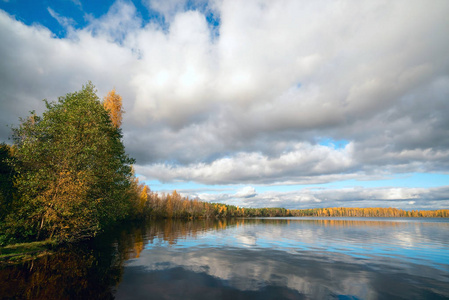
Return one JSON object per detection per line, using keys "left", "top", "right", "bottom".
{"left": 117, "top": 218, "right": 449, "bottom": 300}
{"left": 0, "top": 245, "right": 120, "bottom": 299}
{"left": 0, "top": 219, "right": 232, "bottom": 299}
{"left": 1, "top": 218, "right": 448, "bottom": 299}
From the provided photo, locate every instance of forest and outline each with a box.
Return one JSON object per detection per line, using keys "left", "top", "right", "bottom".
{"left": 1, "top": 83, "right": 448, "bottom": 246}
{"left": 141, "top": 190, "right": 449, "bottom": 219}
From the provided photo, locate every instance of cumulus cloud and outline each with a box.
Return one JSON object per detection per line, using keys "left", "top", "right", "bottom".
{"left": 187, "top": 186, "right": 449, "bottom": 210}
{"left": 1, "top": 0, "right": 449, "bottom": 201}
{"left": 234, "top": 186, "right": 257, "bottom": 198}
{"left": 135, "top": 142, "right": 356, "bottom": 184}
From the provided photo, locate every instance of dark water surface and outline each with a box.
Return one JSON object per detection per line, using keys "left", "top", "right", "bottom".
{"left": 1, "top": 218, "right": 448, "bottom": 299}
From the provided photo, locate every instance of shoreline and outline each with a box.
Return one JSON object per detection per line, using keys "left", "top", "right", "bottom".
{"left": 0, "top": 239, "right": 56, "bottom": 265}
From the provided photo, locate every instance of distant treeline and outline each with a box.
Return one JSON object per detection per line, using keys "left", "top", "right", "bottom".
{"left": 139, "top": 189, "right": 449, "bottom": 219}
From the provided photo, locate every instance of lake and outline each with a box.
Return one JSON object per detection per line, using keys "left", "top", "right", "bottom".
{"left": 1, "top": 217, "right": 448, "bottom": 299}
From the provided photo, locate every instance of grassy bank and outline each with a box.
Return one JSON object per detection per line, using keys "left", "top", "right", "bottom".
{"left": 0, "top": 239, "right": 57, "bottom": 265}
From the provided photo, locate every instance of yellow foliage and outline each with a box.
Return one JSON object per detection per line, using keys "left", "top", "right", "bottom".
{"left": 103, "top": 89, "right": 123, "bottom": 128}
{"left": 139, "top": 185, "right": 149, "bottom": 212}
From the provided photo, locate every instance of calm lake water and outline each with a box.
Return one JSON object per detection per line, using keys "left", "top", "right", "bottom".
{"left": 1, "top": 217, "right": 448, "bottom": 299}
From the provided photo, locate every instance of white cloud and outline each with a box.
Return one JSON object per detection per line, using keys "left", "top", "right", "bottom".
{"left": 135, "top": 142, "right": 355, "bottom": 184}
{"left": 48, "top": 7, "right": 76, "bottom": 29}
{"left": 85, "top": 0, "right": 142, "bottom": 43}
{"left": 143, "top": 0, "right": 187, "bottom": 22}
{"left": 69, "top": 0, "right": 82, "bottom": 9}
{"left": 234, "top": 186, "right": 257, "bottom": 198}
{"left": 188, "top": 186, "right": 449, "bottom": 210}
{"left": 1, "top": 0, "right": 449, "bottom": 206}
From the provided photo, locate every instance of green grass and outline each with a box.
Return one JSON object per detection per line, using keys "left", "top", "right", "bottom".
{"left": 0, "top": 239, "right": 57, "bottom": 264}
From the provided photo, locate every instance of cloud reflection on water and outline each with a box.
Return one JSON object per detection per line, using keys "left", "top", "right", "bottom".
{"left": 115, "top": 218, "right": 449, "bottom": 299}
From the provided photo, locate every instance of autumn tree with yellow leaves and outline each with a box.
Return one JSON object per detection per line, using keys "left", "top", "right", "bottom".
{"left": 103, "top": 89, "right": 123, "bottom": 128}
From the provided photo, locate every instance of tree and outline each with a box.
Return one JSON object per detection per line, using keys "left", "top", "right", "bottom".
{"left": 4, "top": 82, "right": 135, "bottom": 242}
{"left": 103, "top": 89, "right": 123, "bottom": 128}
{"left": 126, "top": 169, "right": 151, "bottom": 219}
{"left": 0, "top": 143, "right": 15, "bottom": 223}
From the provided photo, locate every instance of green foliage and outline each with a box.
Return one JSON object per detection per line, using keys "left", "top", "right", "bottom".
{"left": 0, "top": 239, "right": 56, "bottom": 263}
{"left": 0, "top": 143, "right": 16, "bottom": 222}
{"left": 2, "top": 82, "right": 135, "bottom": 243}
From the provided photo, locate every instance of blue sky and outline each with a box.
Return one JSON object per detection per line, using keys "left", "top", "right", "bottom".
{"left": 1, "top": 0, "right": 448, "bottom": 210}
{"left": 0, "top": 0, "right": 220, "bottom": 37}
